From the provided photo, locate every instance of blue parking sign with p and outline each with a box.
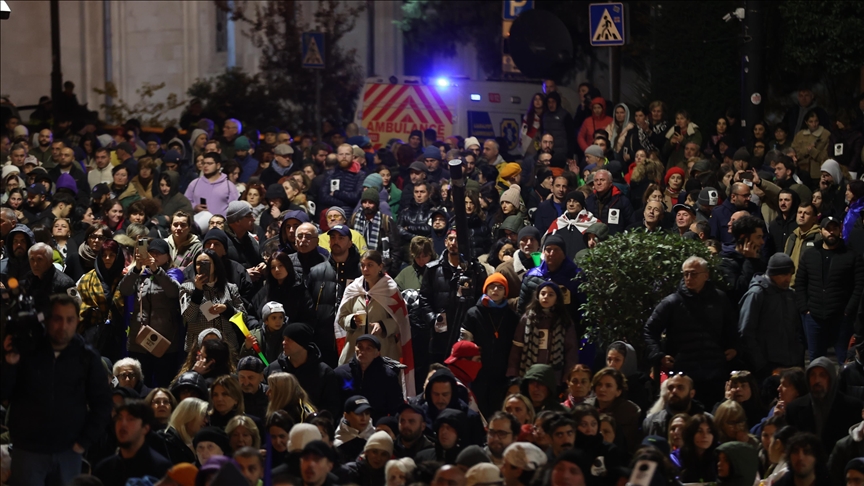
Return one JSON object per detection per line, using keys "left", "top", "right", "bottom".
{"left": 503, "top": 0, "right": 533, "bottom": 20}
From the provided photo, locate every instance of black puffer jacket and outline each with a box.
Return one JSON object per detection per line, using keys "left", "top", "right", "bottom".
{"left": 718, "top": 250, "right": 768, "bottom": 306}
{"left": 644, "top": 280, "right": 738, "bottom": 382}
{"left": 795, "top": 241, "right": 864, "bottom": 319}
{"left": 249, "top": 278, "right": 316, "bottom": 327}
{"left": 418, "top": 253, "right": 487, "bottom": 355}
{"left": 304, "top": 249, "right": 362, "bottom": 368}
{"left": 466, "top": 213, "right": 493, "bottom": 259}
{"left": 398, "top": 199, "right": 432, "bottom": 246}
{"left": 318, "top": 167, "right": 366, "bottom": 215}
{"left": 334, "top": 356, "right": 405, "bottom": 421}
{"left": 838, "top": 360, "right": 864, "bottom": 402}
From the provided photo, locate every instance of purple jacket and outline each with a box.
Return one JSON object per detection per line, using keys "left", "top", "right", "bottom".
{"left": 184, "top": 174, "right": 239, "bottom": 219}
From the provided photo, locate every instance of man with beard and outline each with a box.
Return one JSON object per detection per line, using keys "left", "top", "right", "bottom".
{"left": 94, "top": 400, "right": 171, "bottom": 485}
{"left": 497, "top": 226, "right": 541, "bottom": 312}
{"left": 318, "top": 143, "right": 365, "bottom": 216}
{"left": 429, "top": 207, "right": 450, "bottom": 256}
{"left": 773, "top": 155, "right": 804, "bottom": 189}
{"left": 418, "top": 229, "right": 487, "bottom": 374}
{"left": 779, "top": 433, "right": 824, "bottom": 486}
{"left": 0, "top": 224, "right": 34, "bottom": 284}
{"left": 24, "top": 183, "right": 50, "bottom": 221}
{"left": 32, "top": 128, "right": 54, "bottom": 167}
{"left": 393, "top": 404, "right": 434, "bottom": 459}
{"left": 543, "top": 416, "right": 577, "bottom": 460}
{"left": 768, "top": 189, "right": 799, "bottom": 250}
{"left": 484, "top": 412, "right": 519, "bottom": 466}
{"left": 184, "top": 152, "right": 239, "bottom": 219}
{"left": 718, "top": 215, "right": 767, "bottom": 305}
{"left": 398, "top": 161, "right": 428, "bottom": 211}
{"left": 49, "top": 147, "right": 90, "bottom": 205}
{"left": 237, "top": 356, "right": 268, "bottom": 419}
{"left": 301, "top": 224, "right": 361, "bottom": 367}
{"left": 350, "top": 187, "right": 401, "bottom": 275}
{"left": 642, "top": 373, "right": 707, "bottom": 436}
{"left": 784, "top": 201, "right": 821, "bottom": 287}
{"left": 399, "top": 179, "right": 433, "bottom": 257}
{"left": 534, "top": 176, "right": 570, "bottom": 235}
{"left": 795, "top": 216, "right": 864, "bottom": 364}
{"left": 785, "top": 358, "right": 863, "bottom": 448}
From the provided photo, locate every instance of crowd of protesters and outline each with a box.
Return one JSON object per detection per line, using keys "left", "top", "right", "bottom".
{"left": 0, "top": 82, "right": 863, "bottom": 486}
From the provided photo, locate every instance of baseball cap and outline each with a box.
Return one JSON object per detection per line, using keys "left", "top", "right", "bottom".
{"left": 92, "top": 183, "right": 111, "bottom": 197}
{"left": 148, "top": 238, "right": 170, "bottom": 255}
{"left": 301, "top": 440, "right": 336, "bottom": 463}
{"left": 26, "top": 183, "right": 46, "bottom": 195}
{"left": 356, "top": 334, "right": 381, "bottom": 350}
{"left": 262, "top": 301, "right": 285, "bottom": 321}
{"left": 344, "top": 395, "right": 372, "bottom": 415}
{"left": 327, "top": 224, "right": 351, "bottom": 237}
{"left": 672, "top": 203, "right": 696, "bottom": 215}
{"left": 820, "top": 216, "right": 841, "bottom": 229}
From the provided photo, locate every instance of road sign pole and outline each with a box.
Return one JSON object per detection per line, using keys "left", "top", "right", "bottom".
{"left": 609, "top": 46, "right": 620, "bottom": 103}
{"left": 316, "top": 70, "right": 322, "bottom": 142}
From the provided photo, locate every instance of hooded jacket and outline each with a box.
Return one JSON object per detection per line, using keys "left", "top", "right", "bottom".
{"left": 520, "top": 364, "right": 568, "bottom": 413}
{"left": 157, "top": 170, "right": 193, "bottom": 217}
{"left": 420, "top": 369, "right": 487, "bottom": 446}
{"left": 462, "top": 294, "right": 519, "bottom": 418}
{"left": 718, "top": 248, "right": 768, "bottom": 306}
{"left": 0, "top": 223, "right": 35, "bottom": 283}
{"left": 119, "top": 265, "right": 185, "bottom": 355}
{"left": 644, "top": 280, "right": 738, "bottom": 382}
{"left": 578, "top": 97, "right": 613, "bottom": 151}
{"left": 828, "top": 422, "right": 864, "bottom": 485}
{"left": 738, "top": 274, "right": 804, "bottom": 373}
{"left": 605, "top": 103, "right": 632, "bottom": 149}
{"left": 415, "top": 408, "right": 467, "bottom": 464}
{"left": 263, "top": 345, "right": 343, "bottom": 418}
{"left": 785, "top": 223, "right": 822, "bottom": 285}
{"left": 334, "top": 356, "right": 405, "bottom": 421}
{"left": 716, "top": 442, "right": 759, "bottom": 486}
{"left": 786, "top": 357, "right": 863, "bottom": 447}
{"left": 334, "top": 418, "right": 375, "bottom": 463}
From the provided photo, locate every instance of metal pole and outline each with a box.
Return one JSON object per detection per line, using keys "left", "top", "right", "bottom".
{"left": 367, "top": 0, "right": 375, "bottom": 77}
{"left": 103, "top": 0, "right": 113, "bottom": 122}
{"left": 742, "top": 0, "right": 765, "bottom": 130}
{"left": 315, "top": 70, "right": 322, "bottom": 141}
{"left": 50, "top": 0, "right": 62, "bottom": 120}
{"left": 226, "top": 0, "right": 236, "bottom": 68}
{"left": 609, "top": 46, "right": 620, "bottom": 103}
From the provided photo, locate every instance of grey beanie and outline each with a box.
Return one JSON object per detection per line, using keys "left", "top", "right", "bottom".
{"left": 766, "top": 253, "right": 795, "bottom": 276}
{"left": 226, "top": 200, "right": 252, "bottom": 223}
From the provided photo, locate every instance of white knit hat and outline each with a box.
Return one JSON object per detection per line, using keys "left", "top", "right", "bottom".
{"left": 364, "top": 430, "right": 394, "bottom": 455}
{"left": 464, "top": 137, "right": 481, "bottom": 149}
{"left": 500, "top": 184, "right": 522, "bottom": 207}
{"left": 503, "top": 442, "right": 547, "bottom": 471}
{"left": 287, "top": 424, "right": 322, "bottom": 452}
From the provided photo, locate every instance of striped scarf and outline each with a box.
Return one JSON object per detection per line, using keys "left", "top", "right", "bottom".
{"left": 353, "top": 212, "right": 382, "bottom": 249}
{"left": 519, "top": 309, "right": 566, "bottom": 376}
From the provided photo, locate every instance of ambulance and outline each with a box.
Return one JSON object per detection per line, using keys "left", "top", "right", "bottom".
{"left": 355, "top": 75, "right": 543, "bottom": 155}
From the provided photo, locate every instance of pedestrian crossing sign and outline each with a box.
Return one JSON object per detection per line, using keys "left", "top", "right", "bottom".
{"left": 302, "top": 32, "right": 325, "bottom": 69}
{"left": 589, "top": 3, "right": 626, "bottom": 46}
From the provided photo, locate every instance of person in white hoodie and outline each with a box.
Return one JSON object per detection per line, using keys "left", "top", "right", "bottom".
{"left": 334, "top": 395, "right": 376, "bottom": 463}
{"left": 87, "top": 147, "right": 114, "bottom": 188}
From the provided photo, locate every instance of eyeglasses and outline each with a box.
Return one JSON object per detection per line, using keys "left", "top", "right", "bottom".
{"left": 487, "top": 430, "right": 512, "bottom": 439}
{"left": 117, "top": 372, "right": 136, "bottom": 379}
{"left": 88, "top": 234, "right": 106, "bottom": 241}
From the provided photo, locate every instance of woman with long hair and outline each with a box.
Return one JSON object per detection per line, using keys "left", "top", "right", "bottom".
{"left": 77, "top": 238, "right": 126, "bottom": 361}
{"left": 507, "top": 281, "right": 579, "bottom": 381}
{"left": 130, "top": 157, "right": 157, "bottom": 199}
{"left": 266, "top": 372, "right": 316, "bottom": 424}
{"left": 672, "top": 414, "right": 719, "bottom": 483}
{"left": 102, "top": 198, "right": 125, "bottom": 234}
{"left": 144, "top": 388, "right": 178, "bottom": 433}
{"left": 52, "top": 217, "right": 72, "bottom": 262}
{"left": 3, "top": 187, "right": 26, "bottom": 224}
{"left": 226, "top": 415, "right": 261, "bottom": 451}
{"left": 208, "top": 375, "right": 248, "bottom": 429}
{"left": 570, "top": 404, "right": 623, "bottom": 484}
{"left": 239, "top": 183, "right": 267, "bottom": 225}
{"left": 585, "top": 367, "right": 642, "bottom": 454}
{"left": 714, "top": 400, "right": 759, "bottom": 447}
{"left": 180, "top": 249, "right": 248, "bottom": 352}
{"left": 78, "top": 223, "right": 111, "bottom": 274}
{"left": 335, "top": 250, "right": 411, "bottom": 366}
{"left": 172, "top": 329, "right": 236, "bottom": 385}
{"left": 154, "top": 397, "right": 209, "bottom": 465}
{"left": 522, "top": 93, "right": 546, "bottom": 145}
{"left": 250, "top": 252, "right": 315, "bottom": 325}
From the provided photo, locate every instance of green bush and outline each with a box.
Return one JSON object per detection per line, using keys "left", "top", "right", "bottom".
{"left": 578, "top": 230, "right": 723, "bottom": 349}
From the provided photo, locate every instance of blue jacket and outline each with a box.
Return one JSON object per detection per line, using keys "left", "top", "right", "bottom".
{"left": 237, "top": 153, "right": 260, "bottom": 183}
{"left": 318, "top": 167, "right": 366, "bottom": 215}
{"left": 518, "top": 258, "right": 580, "bottom": 314}
{"left": 534, "top": 199, "right": 564, "bottom": 235}
{"left": 1, "top": 334, "right": 113, "bottom": 453}
{"left": 709, "top": 198, "right": 761, "bottom": 246}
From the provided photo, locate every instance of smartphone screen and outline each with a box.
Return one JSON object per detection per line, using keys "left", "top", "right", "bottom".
{"left": 199, "top": 260, "right": 211, "bottom": 277}
{"left": 200, "top": 197, "right": 207, "bottom": 205}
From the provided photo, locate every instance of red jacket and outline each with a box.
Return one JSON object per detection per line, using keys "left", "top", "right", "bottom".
{"left": 578, "top": 97, "right": 613, "bottom": 151}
